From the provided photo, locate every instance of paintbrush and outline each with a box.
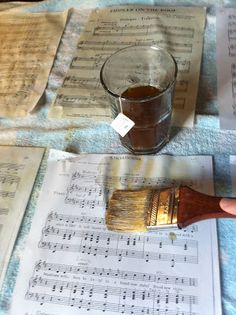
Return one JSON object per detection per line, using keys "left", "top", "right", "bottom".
{"left": 106, "top": 186, "right": 235, "bottom": 232}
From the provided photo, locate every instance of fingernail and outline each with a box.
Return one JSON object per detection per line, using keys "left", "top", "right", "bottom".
{"left": 220, "top": 198, "right": 235, "bottom": 210}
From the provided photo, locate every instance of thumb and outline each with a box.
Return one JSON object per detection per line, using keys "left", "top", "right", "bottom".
{"left": 219, "top": 198, "right": 236, "bottom": 215}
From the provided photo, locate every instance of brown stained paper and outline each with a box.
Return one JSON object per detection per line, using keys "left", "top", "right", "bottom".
{"left": 0, "top": 10, "right": 68, "bottom": 117}
{"left": 50, "top": 5, "right": 206, "bottom": 127}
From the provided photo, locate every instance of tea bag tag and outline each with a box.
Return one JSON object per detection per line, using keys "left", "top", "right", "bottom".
{"left": 110, "top": 113, "right": 135, "bottom": 137}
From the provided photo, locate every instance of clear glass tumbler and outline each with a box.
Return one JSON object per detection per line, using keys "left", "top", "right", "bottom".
{"left": 100, "top": 45, "right": 177, "bottom": 154}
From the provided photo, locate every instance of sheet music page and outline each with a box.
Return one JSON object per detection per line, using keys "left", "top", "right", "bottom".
{"left": 0, "top": 11, "right": 68, "bottom": 117}
{"left": 10, "top": 153, "right": 221, "bottom": 315}
{"left": 216, "top": 8, "right": 236, "bottom": 130}
{"left": 0, "top": 146, "right": 44, "bottom": 288}
{"left": 49, "top": 5, "right": 206, "bottom": 127}
{"left": 230, "top": 156, "right": 236, "bottom": 195}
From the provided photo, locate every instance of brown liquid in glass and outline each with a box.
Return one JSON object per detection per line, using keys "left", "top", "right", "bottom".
{"left": 120, "top": 85, "right": 171, "bottom": 154}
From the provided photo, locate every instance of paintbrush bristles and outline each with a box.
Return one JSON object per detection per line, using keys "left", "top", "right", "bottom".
{"left": 106, "top": 189, "right": 153, "bottom": 232}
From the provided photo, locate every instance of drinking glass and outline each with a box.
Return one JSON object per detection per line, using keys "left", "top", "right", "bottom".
{"left": 100, "top": 45, "right": 177, "bottom": 154}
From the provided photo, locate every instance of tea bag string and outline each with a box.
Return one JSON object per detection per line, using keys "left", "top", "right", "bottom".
{"left": 119, "top": 96, "right": 123, "bottom": 114}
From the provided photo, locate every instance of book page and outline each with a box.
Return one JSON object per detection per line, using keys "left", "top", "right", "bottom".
{"left": 49, "top": 5, "right": 206, "bottom": 127}
{"left": 10, "top": 153, "right": 221, "bottom": 315}
{"left": 0, "top": 145, "right": 45, "bottom": 288}
{"left": 216, "top": 8, "right": 236, "bottom": 130}
{"left": 0, "top": 10, "right": 68, "bottom": 117}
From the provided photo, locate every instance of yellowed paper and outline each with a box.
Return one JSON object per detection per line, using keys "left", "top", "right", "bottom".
{"left": 0, "top": 10, "right": 68, "bottom": 117}
{"left": 50, "top": 5, "right": 206, "bottom": 127}
{"left": 0, "top": 145, "right": 45, "bottom": 289}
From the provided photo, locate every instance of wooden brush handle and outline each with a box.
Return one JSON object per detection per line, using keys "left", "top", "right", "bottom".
{"left": 177, "top": 186, "right": 235, "bottom": 228}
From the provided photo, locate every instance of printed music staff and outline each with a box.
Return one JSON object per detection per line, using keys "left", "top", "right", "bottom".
{"left": 49, "top": 6, "right": 206, "bottom": 127}
{"left": 217, "top": 8, "right": 236, "bottom": 129}
{"left": 10, "top": 153, "right": 220, "bottom": 314}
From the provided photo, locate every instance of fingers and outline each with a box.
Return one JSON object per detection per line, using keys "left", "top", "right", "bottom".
{"left": 219, "top": 198, "right": 236, "bottom": 215}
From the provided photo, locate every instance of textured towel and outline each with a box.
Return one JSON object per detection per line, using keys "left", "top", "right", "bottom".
{"left": 0, "top": 1, "right": 236, "bottom": 315}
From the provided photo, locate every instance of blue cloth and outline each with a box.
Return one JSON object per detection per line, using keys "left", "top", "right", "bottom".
{"left": 0, "top": 1, "right": 236, "bottom": 314}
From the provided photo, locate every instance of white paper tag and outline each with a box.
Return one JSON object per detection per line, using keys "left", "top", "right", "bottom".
{"left": 110, "top": 113, "right": 135, "bottom": 137}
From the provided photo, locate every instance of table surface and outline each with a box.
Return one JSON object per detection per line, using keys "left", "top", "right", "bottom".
{"left": 0, "top": 0, "right": 236, "bottom": 314}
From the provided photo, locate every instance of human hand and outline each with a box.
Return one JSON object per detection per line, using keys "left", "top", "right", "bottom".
{"left": 219, "top": 198, "right": 236, "bottom": 215}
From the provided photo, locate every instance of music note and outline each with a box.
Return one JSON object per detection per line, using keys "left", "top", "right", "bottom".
{"left": 9, "top": 149, "right": 217, "bottom": 315}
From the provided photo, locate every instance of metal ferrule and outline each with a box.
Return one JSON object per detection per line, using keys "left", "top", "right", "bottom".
{"left": 147, "top": 186, "right": 179, "bottom": 230}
